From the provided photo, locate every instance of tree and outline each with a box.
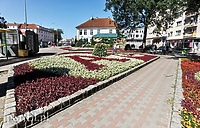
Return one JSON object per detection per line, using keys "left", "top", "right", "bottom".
{"left": 105, "top": 0, "right": 183, "bottom": 47}
{"left": 0, "top": 16, "right": 7, "bottom": 28}
{"left": 50, "top": 28, "right": 64, "bottom": 42}
{"left": 182, "top": 0, "right": 200, "bottom": 13}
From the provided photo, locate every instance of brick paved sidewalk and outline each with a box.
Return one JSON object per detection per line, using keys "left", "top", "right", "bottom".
{"left": 0, "top": 70, "right": 8, "bottom": 127}
{"left": 32, "top": 56, "right": 179, "bottom": 128}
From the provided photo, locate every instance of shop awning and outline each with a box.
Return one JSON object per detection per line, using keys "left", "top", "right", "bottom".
{"left": 93, "top": 33, "right": 118, "bottom": 38}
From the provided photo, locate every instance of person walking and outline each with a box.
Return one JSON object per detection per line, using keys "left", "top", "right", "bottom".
{"left": 162, "top": 45, "right": 166, "bottom": 55}
{"left": 112, "top": 43, "right": 117, "bottom": 54}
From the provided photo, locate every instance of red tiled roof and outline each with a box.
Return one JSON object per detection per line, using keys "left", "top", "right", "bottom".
{"left": 20, "top": 24, "right": 38, "bottom": 29}
{"left": 6, "top": 23, "right": 20, "bottom": 26}
{"left": 76, "top": 18, "right": 117, "bottom": 28}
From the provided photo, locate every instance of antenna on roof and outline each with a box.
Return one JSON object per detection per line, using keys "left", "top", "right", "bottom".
{"left": 90, "top": 16, "right": 94, "bottom": 20}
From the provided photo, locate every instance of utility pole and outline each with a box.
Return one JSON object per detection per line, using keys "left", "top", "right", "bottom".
{"left": 24, "top": 0, "right": 27, "bottom": 30}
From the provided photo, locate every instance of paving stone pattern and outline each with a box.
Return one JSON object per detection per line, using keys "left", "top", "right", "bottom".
{"left": 0, "top": 71, "right": 8, "bottom": 127}
{"left": 33, "top": 56, "right": 179, "bottom": 128}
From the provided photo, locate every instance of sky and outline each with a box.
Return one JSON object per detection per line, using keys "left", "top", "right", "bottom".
{"left": 0, "top": 0, "right": 113, "bottom": 39}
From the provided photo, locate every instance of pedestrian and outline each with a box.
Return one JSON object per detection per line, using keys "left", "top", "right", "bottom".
{"left": 162, "top": 45, "right": 166, "bottom": 55}
{"left": 112, "top": 43, "right": 117, "bottom": 54}
{"left": 40, "top": 41, "right": 43, "bottom": 48}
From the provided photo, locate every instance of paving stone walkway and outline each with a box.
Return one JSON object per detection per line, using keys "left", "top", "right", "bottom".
{"left": 32, "top": 56, "right": 179, "bottom": 128}
{"left": 0, "top": 70, "right": 8, "bottom": 127}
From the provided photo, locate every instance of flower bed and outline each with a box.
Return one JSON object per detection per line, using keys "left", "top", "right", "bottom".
{"left": 180, "top": 58, "right": 200, "bottom": 127}
{"left": 13, "top": 53, "right": 157, "bottom": 116}
{"left": 60, "top": 46, "right": 93, "bottom": 51}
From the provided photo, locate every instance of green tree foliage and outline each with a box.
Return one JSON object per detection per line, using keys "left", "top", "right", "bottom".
{"left": 92, "top": 43, "right": 107, "bottom": 57}
{"left": 0, "top": 16, "right": 7, "bottom": 28}
{"left": 75, "top": 39, "right": 87, "bottom": 47}
{"left": 182, "top": 0, "right": 200, "bottom": 13}
{"left": 50, "top": 28, "right": 64, "bottom": 42}
{"left": 105, "top": 0, "right": 183, "bottom": 46}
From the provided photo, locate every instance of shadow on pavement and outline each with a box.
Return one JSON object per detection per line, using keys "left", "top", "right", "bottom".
{"left": 0, "top": 83, "right": 6, "bottom": 97}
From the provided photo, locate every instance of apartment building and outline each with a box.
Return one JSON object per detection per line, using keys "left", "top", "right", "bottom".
{"left": 166, "top": 13, "right": 185, "bottom": 49}
{"left": 123, "top": 28, "right": 144, "bottom": 49}
{"left": 166, "top": 12, "right": 200, "bottom": 52}
{"left": 19, "top": 24, "right": 54, "bottom": 43}
{"left": 76, "top": 17, "right": 117, "bottom": 42}
{"left": 6, "top": 23, "right": 54, "bottom": 43}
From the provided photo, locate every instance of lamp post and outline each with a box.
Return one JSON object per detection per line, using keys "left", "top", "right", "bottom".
{"left": 24, "top": 0, "right": 27, "bottom": 30}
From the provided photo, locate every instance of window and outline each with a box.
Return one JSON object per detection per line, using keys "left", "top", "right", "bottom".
{"left": 79, "top": 30, "right": 82, "bottom": 35}
{"left": 191, "top": 16, "right": 197, "bottom": 23}
{"left": 90, "top": 29, "right": 93, "bottom": 35}
{"left": 176, "top": 30, "right": 181, "bottom": 36}
{"left": 136, "top": 35, "right": 139, "bottom": 37}
{"left": 170, "top": 32, "right": 173, "bottom": 36}
{"left": 177, "top": 21, "right": 182, "bottom": 26}
{"left": 84, "top": 29, "right": 87, "bottom": 35}
{"left": 169, "top": 24, "right": 173, "bottom": 28}
{"left": 168, "top": 31, "right": 173, "bottom": 37}
{"left": 136, "top": 30, "right": 138, "bottom": 33}
{"left": 109, "top": 29, "right": 112, "bottom": 34}
{"left": 97, "top": 29, "right": 100, "bottom": 34}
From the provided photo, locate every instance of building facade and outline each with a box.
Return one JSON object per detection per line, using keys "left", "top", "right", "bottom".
{"left": 7, "top": 23, "right": 54, "bottom": 43}
{"left": 7, "top": 22, "right": 21, "bottom": 29}
{"left": 123, "top": 28, "right": 144, "bottom": 49}
{"left": 19, "top": 24, "right": 54, "bottom": 43}
{"left": 76, "top": 17, "right": 117, "bottom": 42}
{"left": 166, "top": 12, "right": 200, "bottom": 52}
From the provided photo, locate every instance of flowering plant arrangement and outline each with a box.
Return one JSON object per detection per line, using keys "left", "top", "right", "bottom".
{"left": 14, "top": 52, "right": 157, "bottom": 115}
{"left": 179, "top": 108, "right": 200, "bottom": 128}
{"left": 180, "top": 58, "right": 200, "bottom": 127}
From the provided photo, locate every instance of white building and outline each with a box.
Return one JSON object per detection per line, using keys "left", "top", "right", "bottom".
{"left": 19, "top": 24, "right": 54, "bottom": 43}
{"left": 145, "top": 11, "right": 200, "bottom": 52}
{"left": 7, "top": 22, "right": 21, "bottom": 29}
{"left": 166, "top": 12, "right": 200, "bottom": 52}
{"left": 123, "top": 28, "right": 144, "bottom": 49}
{"left": 7, "top": 23, "right": 54, "bottom": 43}
{"left": 76, "top": 17, "right": 117, "bottom": 42}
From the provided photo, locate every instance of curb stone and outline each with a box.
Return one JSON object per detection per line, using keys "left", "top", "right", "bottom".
{"left": 170, "top": 58, "right": 183, "bottom": 128}
{"left": 2, "top": 55, "right": 159, "bottom": 128}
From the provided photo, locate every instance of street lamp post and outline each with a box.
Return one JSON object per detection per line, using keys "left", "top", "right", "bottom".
{"left": 24, "top": 0, "right": 27, "bottom": 30}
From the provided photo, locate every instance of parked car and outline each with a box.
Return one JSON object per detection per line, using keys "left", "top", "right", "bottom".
{"left": 144, "top": 45, "right": 157, "bottom": 53}
{"left": 155, "top": 46, "right": 164, "bottom": 53}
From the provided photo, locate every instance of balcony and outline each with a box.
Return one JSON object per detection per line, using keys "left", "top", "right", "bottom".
{"left": 184, "top": 22, "right": 197, "bottom": 29}
{"left": 183, "top": 32, "right": 196, "bottom": 37}
{"left": 185, "top": 12, "right": 197, "bottom": 17}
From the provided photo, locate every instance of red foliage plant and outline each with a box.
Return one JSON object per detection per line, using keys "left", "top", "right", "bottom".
{"left": 181, "top": 59, "right": 200, "bottom": 119}
{"left": 69, "top": 56, "right": 104, "bottom": 71}
{"left": 15, "top": 75, "right": 98, "bottom": 115}
{"left": 131, "top": 55, "right": 156, "bottom": 62}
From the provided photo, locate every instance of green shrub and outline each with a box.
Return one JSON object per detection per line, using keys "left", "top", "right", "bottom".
{"left": 92, "top": 43, "right": 107, "bottom": 57}
{"left": 75, "top": 40, "right": 84, "bottom": 47}
{"left": 85, "top": 44, "right": 94, "bottom": 48}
